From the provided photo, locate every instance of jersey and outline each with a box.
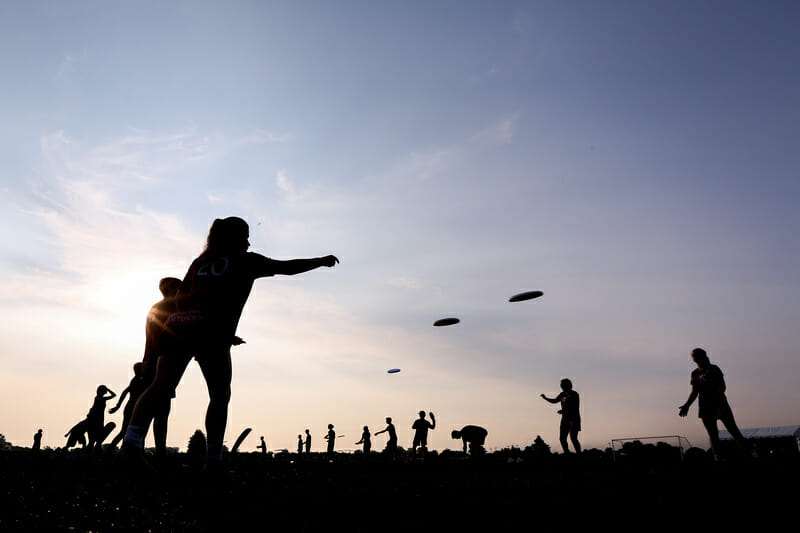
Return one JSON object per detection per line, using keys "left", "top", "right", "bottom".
{"left": 177, "top": 251, "right": 280, "bottom": 342}
{"left": 690, "top": 364, "right": 730, "bottom": 418}
{"left": 555, "top": 390, "right": 580, "bottom": 422}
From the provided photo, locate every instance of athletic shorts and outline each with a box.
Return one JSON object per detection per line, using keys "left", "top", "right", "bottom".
{"left": 161, "top": 311, "right": 230, "bottom": 362}
{"left": 560, "top": 417, "right": 581, "bottom": 433}
{"left": 413, "top": 435, "right": 428, "bottom": 448}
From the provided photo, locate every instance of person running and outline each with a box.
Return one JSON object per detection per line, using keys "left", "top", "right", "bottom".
{"left": 375, "top": 417, "right": 397, "bottom": 460}
{"left": 451, "top": 425, "right": 488, "bottom": 455}
{"left": 108, "top": 362, "right": 146, "bottom": 449}
{"left": 32, "top": 429, "right": 43, "bottom": 451}
{"left": 411, "top": 411, "right": 435, "bottom": 458}
{"left": 355, "top": 426, "right": 371, "bottom": 455}
{"left": 325, "top": 424, "right": 336, "bottom": 460}
{"left": 679, "top": 347, "right": 748, "bottom": 459}
{"left": 122, "top": 217, "right": 338, "bottom": 468}
{"left": 541, "top": 379, "right": 581, "bottom": 454}
{"left": 304, "top": 429, "right": 312, "bottom": 453}
{"left": 86, "top": 385, "right": 116, "bottom": 452}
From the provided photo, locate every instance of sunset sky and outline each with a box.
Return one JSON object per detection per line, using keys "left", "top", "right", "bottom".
{"left": 1, "top": 1, "right": 798, "bottom": 453}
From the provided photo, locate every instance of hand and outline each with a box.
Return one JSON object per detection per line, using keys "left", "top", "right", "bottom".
{"left": 678, "top": 405, "right": 689, "bottom": 417}
{"left": 321, "top": 255, "right": 339, "bottom": 267}
{"left": 108, "top": 407, "right": 118, "bottom": 414}
{"left": 540, "top": 394, "right": 546, "bottom": 399}
{"left": 429, "top": 412, "right": 435, "bottom": 419}
{"left": 231, "top": 336, "right": 246, "bottom": 346}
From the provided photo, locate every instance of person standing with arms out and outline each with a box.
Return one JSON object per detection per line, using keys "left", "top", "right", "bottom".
{"left": 122, "top": 217, "right": 338, "bottom": 468}
{"left": 325, "top": 424, "right": 336, "bottom": 460}
{"left": 679, "top": 347, "right": 748, "bottom": 459}
{"left": 305, "top": 429, "right": 312, "bottom": 453}
{"left": 411, "top": 411, "right": 435, "bottom": 458}
{"left": 541, "top": 379, "right": 581, "bottom": 454}
{"left": 375, "top": 417, "right": 397, "bottom": 460}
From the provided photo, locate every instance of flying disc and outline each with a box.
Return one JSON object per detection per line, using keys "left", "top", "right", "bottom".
{"left": 433, "top": 317, "right": 460, "bottom": 327}
{"left": 508, "top": 290, "right": 543, "bottom": 302}
{"left": 387, "top": 368, "right": 401, "bottom": 374}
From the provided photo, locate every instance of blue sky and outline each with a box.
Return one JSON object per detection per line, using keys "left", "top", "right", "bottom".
{"left": 1, "top": 1, "right": 798, "bottom": 452}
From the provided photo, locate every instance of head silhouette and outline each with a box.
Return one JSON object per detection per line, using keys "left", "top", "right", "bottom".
{"left": 328, "top": 424, "right": 333, "bottom": 430}
{"left": 133, "top": 362, "right": 143, "bottom": 376}
{"left": 560, "top": 378, "right": 573, "bottom": 391}
{"left": 159, "top": 277, "right": 181, "bottom": 297}
{"left": 385, "top": 417, "right": 392, "bottom": 423}
{"left": 418, "top": 411, "right": 426, "bottom": 419}
{"left": 451, "top": 430, "right": 462, "bottom": 439}
{"left": 691, "top": 347, "right": 710, "bottom": 368}
{"left": 204, "top": 217, "right": 249, "bottom": 256}
{"left": 97, "top": 385, "right": 108, "bottom": 395}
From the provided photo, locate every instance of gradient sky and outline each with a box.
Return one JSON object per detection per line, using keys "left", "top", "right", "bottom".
{"left": 1, "top": 1, "right": 798, "bottom": 453}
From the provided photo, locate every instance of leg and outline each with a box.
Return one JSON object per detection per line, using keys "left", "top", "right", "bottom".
{"left": 153, "top": 400, "right": 172, "bottom": 457}
{"left": 196, "top": 349, "right": 232, "bottom": 462}
{"left": 701, "top": 416, "right": 721, "bottom": 458}
{"left": 125, "top": 354, "right": 190, "bottom": 449}
{"left": 559, "top": 420, "right": 570, "bottom": 453}
{"left": 719, "top": 411, "right": 747, "bottom": 450}
{"left": 569, "top": 427, "right": 581, "bottom": 454}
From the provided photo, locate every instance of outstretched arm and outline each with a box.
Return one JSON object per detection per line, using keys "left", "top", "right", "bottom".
{"left": 109, "top": 387, "right": 130, "bottom": 413}
{"left": 375, "top": 428, "right": 386, "bottom": 435}
{"left": 260, "top": 255, "right": 339, "bottom": 277}
{"left": 541, "top": 394, "right": 559, "bottom": 404}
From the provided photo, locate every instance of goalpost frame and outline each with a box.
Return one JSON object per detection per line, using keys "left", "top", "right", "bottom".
{"left": 609, "top": 435, "right": 691, "bottom": 462}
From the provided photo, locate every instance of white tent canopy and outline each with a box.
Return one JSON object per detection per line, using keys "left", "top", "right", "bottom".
{"left": 720, "top": 425, "right": 800, "bottom": 440}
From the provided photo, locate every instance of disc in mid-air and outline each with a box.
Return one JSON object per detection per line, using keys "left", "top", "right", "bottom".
{"left": 433, "top": 317, "right": 460, "bottom": 327}
{"left": 509, "top": 290, "right": 543, "bottom": 302}
{"left": 387, "top": 368, "right": 401, "bottom": 374}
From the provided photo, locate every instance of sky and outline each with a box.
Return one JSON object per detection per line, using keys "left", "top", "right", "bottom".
{"left": 1, "top": 0, "right": 798, "bottom": 453}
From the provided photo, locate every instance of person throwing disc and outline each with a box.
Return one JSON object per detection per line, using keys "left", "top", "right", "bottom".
{"left": 122, "top": 216, "right": 338, "bottom": 467}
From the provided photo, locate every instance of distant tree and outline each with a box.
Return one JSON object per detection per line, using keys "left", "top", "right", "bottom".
{"left": 0, "top": 434, "right": 11, "bottom": 450}
{"left": 528, "top": 435, "right": 551, "bottom": 457}
{"left": 187, "top": 430, "right": 207, "bottom": 458}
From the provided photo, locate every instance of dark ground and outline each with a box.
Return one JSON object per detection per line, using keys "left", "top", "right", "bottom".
{"left": 0, "top": 446, "right": 796, "bottom": 532}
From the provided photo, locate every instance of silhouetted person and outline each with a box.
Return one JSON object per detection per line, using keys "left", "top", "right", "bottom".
{"left": 451, "top": 425, "right": 488, "bottom": 455}
{"left": 297, "top": 435, "right": 303, "bottom": 454}
{"left": 122, "top": 217, "right": 338, "bottom": 468}
{"left": 32, "top": 429, "right": 43, "bottom": 451}
{"left": 142, "top": 276, "right": 182, "bottom": 457}
{"left": 86, "top": 385, "right": 116, "bottom": 452}
{"left": 258, "top": 436, "right": 267, "bottom": 455}
{"left": 64, "top": 420, "right": 88, "bottom": 449}
{"left": 375, "top": 417, "right": 397, "bottom": 460}
{"left": 541, "top": 378, "right": 581, "bottom": 454}
{"left": 325, "top": 424, "right": 335, "bottom": 460}
{"left": 108, "top": 362, "right": 146, "bottom": 448}
{"left": 305, "top": 429, "right": 311, "bottom": 453}
{"left": 355, "top": 426, "right": 371, "bottom": 455}
{"left": 412, "top": 411, "right": 435, "bottom": 458}
{"left": 679, "top": 347, "right": 748, "bottom": 459}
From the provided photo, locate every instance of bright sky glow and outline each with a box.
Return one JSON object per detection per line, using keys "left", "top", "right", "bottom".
{"left": 1, "top": 1, "right": 799, "bottom": 453}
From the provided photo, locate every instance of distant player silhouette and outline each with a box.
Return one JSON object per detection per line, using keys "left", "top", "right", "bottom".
{"left": 679, "top": 347, "right": 748, "bottom": 459}
{"left": 451, "top": 425, "right": 488, "bottom": 455}
{"left": 86, "top": 385, "right": 116, "bottom": 452}
{"left": 258, "top": 436, "right": 267, "bottom": 455}
{"left": 355, "top": 426, "right": 371, "bottom": 455}
{"left": 375, "top": 417, "right": 397, "bottom": 460}
{"left": 412, "top": 411, "right": 435, "bottom": 458}
{"left": 325, "top": 424, "right": 336, "bottom": 460}
{"left": 297, "top": 435, "right": 303, "bottom": 454}
{"left": 305, "top": 429, "right": 312, "bottom": 453}
{"left": 541, "top": 378, "right": 581, "bottom": 454}
{"left": 32, "top": 429, "right": 43, "bottom": 451}
{"left": 108, "top": 362, "right": 146, "bottom": 449}
{"left": 122, "top": 217, "right": 338, "bottom": 468}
